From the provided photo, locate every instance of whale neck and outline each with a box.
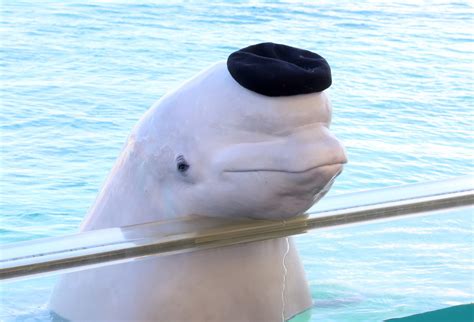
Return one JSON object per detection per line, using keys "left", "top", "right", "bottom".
{"left": 80, "top": 147, "right": 169, "bottom": 231}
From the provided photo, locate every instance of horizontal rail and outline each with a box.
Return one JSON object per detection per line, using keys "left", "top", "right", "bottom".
{"left": 1, "top": 176, "right": 473, "bottom": 282}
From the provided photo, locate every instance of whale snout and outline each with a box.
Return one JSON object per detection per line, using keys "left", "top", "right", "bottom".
{"left": 216, "top": 125, "right": 347, "bottom": 176}
{"left": 207, "top": 126, "right": 346, "bottom": 220}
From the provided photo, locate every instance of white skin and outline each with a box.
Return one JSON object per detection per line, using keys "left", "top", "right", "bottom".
{"left": 49, "top": 62, "right": 347, "bottom": 321}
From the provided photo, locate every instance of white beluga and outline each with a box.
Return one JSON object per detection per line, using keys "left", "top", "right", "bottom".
{"left": 49, "top": 43, "right": 347, "bottom": 321}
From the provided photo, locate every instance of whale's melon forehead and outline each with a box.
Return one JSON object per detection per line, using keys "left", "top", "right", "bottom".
{"left": 153, "top": 61, "right": 332, "bottom": 136}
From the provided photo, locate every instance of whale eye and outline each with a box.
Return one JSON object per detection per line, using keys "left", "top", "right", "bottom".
{"left": 176, "top": 155, "right": 190, "bottom": 173}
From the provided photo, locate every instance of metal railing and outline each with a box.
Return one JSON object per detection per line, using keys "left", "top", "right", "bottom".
{"left": 1, "top": 176, "right": 473, "bottom": 282}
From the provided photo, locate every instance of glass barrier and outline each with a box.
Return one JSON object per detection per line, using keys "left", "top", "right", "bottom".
{"left": 1, "top": 176, "right": 472, "bottom": 282}
{"left": 1, "top": 205, "right": 472, "bottom": 322}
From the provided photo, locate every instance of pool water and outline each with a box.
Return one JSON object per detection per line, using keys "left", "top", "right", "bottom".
{"left": 1, "top": 1, "right": 473, "bottom": 321}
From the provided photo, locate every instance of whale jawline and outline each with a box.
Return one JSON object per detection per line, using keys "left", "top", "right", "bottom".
{"left": 222, "top": 162, "right": 345, "bottom": 174}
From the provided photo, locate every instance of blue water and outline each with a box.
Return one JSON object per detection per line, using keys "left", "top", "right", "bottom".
{"left": 1, "top": 0, "right": 473, "bottom": 321}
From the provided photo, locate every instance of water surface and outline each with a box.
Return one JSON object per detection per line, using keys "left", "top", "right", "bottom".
{"left": 1, "top": 1, "right": 473, "bottom": 321}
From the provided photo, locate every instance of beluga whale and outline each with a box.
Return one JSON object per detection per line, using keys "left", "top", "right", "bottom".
{"left": 49, "top": 42, "right": 347, "bottom": 321}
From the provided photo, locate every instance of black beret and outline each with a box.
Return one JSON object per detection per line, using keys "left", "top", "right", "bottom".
{"left": 227, "top": 42, "right": 332, "bottom": 97}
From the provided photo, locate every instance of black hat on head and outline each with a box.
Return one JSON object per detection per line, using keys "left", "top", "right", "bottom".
{"left": 227, "top": 42, "right": 332, "bottom": 97}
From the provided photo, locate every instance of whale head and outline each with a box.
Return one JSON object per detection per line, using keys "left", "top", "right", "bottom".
{"left": 127, "top": 65, "right": 346, "bottom": 221}
{"left": 82, "top": 44, "right": 346, "bottom": 230}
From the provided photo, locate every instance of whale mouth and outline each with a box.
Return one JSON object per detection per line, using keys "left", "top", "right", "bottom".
{"left": 224, "top": 163, "right": 344, "bottom": 205}
{"left": 222, "top": 162, "right": 345, "bottom": 174}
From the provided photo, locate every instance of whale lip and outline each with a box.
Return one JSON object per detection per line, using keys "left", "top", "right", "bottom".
{"left": 222, "top": 161, "right": 346, "bottom": 174}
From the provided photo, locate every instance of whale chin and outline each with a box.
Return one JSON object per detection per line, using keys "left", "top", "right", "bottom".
{"left": 310, "top": 163, "right": 343, "bottom": 203}
{"left": 270, "top": 164, "right": 343, "bottom": 219}
{"left": 222, "top": 162, "right": 344, "bottom": 221}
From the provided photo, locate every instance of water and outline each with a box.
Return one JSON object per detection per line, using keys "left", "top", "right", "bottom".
{"left": 282, "top": 236, "right": 290, "bottom": 322}
{"left": 0, "top": 0, "right": 473, "bottom": 321}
